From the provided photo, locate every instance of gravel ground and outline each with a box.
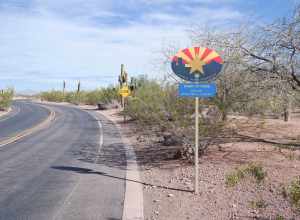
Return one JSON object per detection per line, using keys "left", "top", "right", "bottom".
{"left": 94, "top": 108, "right": 300, "bottom": 220}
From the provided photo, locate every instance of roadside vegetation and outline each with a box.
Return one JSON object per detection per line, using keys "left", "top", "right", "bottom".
{"left": 40, "top": 86, "right": 118, "bottom": 106}
{"left": 0, "top": 88, "right": 14, "bottom": 111}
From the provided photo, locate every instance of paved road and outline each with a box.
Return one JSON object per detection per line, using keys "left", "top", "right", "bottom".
{"left": 0, "top": 101, "right": 50, "bottom": 140}
{"left": 0, "top": 102, "right": 126, "bottom": 220}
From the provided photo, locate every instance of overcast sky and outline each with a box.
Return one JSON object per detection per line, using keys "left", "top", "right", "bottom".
{"left": 0, "top": 0, "right": 297, "bottom": 92}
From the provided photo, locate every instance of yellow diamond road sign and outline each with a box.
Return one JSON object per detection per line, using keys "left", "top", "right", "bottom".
{"left": 119, "top": 86, "right": 130, "bottom": 97}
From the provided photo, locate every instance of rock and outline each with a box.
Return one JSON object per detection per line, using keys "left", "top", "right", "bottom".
{"left": 154, "top": 211, "right": 159, "bottom": 215}
{"left": 168, "top": 193, "right": 175, "bottom": 197}
{"left": 153, "top": 199, "right": 160, "bottom": 203}
{"left": 188, "top": 147, "right": 194, "bottom": 154}
{"left": 160, "top": 132, "right": 182, "bottom": 146}
{"left": 137, "top": 135, "right": 147, "bottom": 142}
{"left": 184, "top": 181, "right": 191, "bottom": 186}
{"left": 250, "top": 209, "right": 258, "bottom": 214}
{"left": 97, "top": 103, "right": 108, "bottom": 110}
{"left": 173, "top": 150, "right": 182, "bottom": 159}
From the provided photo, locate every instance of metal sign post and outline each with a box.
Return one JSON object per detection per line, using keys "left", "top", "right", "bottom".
{"left": 195, "top": 97, "right": 199, "bottom": 195}
{"left": 119, "top": 85, "right": 130, "bottom": 122}
{"left": 123, "top": 96, "right": 126, "bottom": 122}
{"left": 179, "top": 83, "right": 216, "bottom": 195}
{"left": 171, "top": 47, "right": 223, "bottom": 195}
{"left": 179, "top": 83, "right": 217, "bottom": 194}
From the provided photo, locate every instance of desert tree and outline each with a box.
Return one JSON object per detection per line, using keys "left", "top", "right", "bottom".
{"left": 236, "top": 6, "right": 300, "bottom": 120}
{"left": 189, "top": 25, "right": 268, "bottom": 120}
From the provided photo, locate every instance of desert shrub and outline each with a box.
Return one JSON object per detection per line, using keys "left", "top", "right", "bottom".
{"left": 64, "top": 91, "right": 76, "bottom": 103}
{"left": 225, "top": 168, "right": 246, "bottom": 187}
{"left": 275, "top": 215, "right": 285, "bottom": 220}
{"left": 225, "top": 173, "right": 239, "bottom": 187}
{"left": 250, "top": 199, "right": 268, "bottom": 209}
{"left": 124, "top": 78, "right": 225, "bottom": 161}
{"left": 124, "top": 79, "right": 223, "bottom": 134}
{"left": 226, "top": 163, "right": 266, "bottom": 187}
{"left": 83, "top": 87, "right": 118, "bottom": 105}
{"left": 40, "top": 90, "right": 65, "bottom": 102}
{"left": 295, "top": 94, "right": 300, "bottom": 109}
{"left": 84, "top": 90, "right": 100, "bottom": 105}
{"left": 99, "top": 87, "right": 119, "bottom": 104}
{"left": 66, "top": 91, "right": 87, "bottom": 104}
{"left": 40, "top": 86, "right": 118, "bottom": 105}
{"left": 228, "top": 94, "right": 288, "bottom": 118}
{"left": 125, "top": 81, "right": 181, "bottom": 125}
{"left": 245, "top": 163, "right": 266, "bottom": 183}
{"left": 286, "top": 177, "right": 300, "bottom": 210}
{"left": 0, "top": 88, "right": 14, "bottom": 110}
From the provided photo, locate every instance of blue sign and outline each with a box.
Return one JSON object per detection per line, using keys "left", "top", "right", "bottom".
{"left": 178, "top": 83, "right": 217, "bottom": 98}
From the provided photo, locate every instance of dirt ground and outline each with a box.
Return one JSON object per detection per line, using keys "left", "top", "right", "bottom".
{"left": 100, "top": 108, "right": 300, "bottom": 220}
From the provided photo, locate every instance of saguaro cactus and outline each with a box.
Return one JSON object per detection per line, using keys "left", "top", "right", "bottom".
{"left": 63, "top": 80, "right": 66, "bottom": 95}
{"left": 77, "top": 81, "right": 81, "bottom": 93}
{"left": 120, "top": 64, "right": 128, "bottom": 86}
{"left": 119, "top": 64, "right": 129, "bottom": 111}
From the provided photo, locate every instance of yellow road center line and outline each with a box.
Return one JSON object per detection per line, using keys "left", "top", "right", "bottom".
{"left": 0, "top": 107, "right": 56, "bottom": 148}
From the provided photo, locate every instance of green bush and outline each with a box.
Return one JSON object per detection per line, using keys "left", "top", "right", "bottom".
{"left": 287, "top": 177, "right": 300, "bottom": 210}
{"left": 123, "top": 78, "right": 225, "bottom": 156}
{"left": 250, "top": 199, "right": 268, "bottom": 209}
{"left": 124, "top": 80, "right": 203, "bottom": 134}
{"left": 245, "top": 163, "right": 266, "bottom": 183}
{"left": 225, "top": 173, "right": 240, "bottom": 187}
{"left": 124, "top": 80, "right": 174, "bottom": 126}
{"left": 225, "top": 163, "right": 266, "bottom": 187}
{"left": 40, "top": 86, "right": 118, "bottom": 105}
{"left": 40, "top": 90, "right": 65, "bottom": 102}
{"left": 275, "top": 215, "right": 285, "bottom": 220}
{"left": 0, "top": 88, "right": 14, "bottom": 110}
{"left": 225, "top": 168, "right": 245, "bottom": 187}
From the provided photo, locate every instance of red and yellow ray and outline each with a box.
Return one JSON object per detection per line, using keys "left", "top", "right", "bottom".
{"left": 172, "top": 47, "right": 223, "bottom": 74}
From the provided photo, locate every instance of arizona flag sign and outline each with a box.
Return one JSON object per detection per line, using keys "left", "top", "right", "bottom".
{"left": 171, "top": 47, "right": 223, "bottom": 195}
{"left": 171, "top": 47, "right": 223, "bottom": 82}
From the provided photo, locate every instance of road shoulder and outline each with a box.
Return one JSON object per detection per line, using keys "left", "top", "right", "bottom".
{"left": 92, "top": 108, "right": 144, "bottom": 220}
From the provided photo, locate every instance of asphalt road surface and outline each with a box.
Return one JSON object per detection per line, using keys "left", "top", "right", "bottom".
{"left": 0, "top": 101, "right": 126, "bottom": 220}
{"left": 0, "top": 101, "right": 50, "bottom": 140}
